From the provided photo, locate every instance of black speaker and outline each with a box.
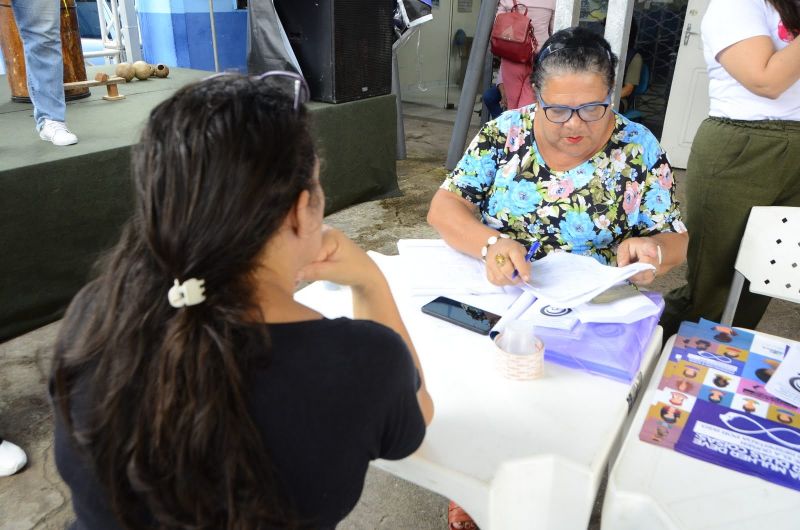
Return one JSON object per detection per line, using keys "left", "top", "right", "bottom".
{"left": 274, "top": 0, "right": 394, "bottom": 103}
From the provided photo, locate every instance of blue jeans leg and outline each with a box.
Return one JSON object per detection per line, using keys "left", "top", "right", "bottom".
{"left": 12, "top": 0, "right": 66, "bottom": 129}
{"left": 483, "top": 85, "right": 502, "bottom": 119}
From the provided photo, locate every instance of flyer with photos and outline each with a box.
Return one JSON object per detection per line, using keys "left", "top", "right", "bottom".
{"left": 639, "top": 319, "right": 800, "bottom": 491}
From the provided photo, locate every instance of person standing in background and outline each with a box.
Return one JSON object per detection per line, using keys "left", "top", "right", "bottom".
{"left": 495, "top": 0, "right": 555, "bottom": 111}
{"left": 12, "top": 0, "right": 79, "bottom": 146}
{"left": 619, "top": 18, "right": 644, "bottom": 113}
{"left": 662, "top": 0, "right": 800, "bottom": 336}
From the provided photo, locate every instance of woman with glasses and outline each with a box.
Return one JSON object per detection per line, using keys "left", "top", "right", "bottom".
{"left": 50, "top": 73, "right": 433, "bottom": 529}
{"left": 429, "top": 26, "right": 688, "bottom": 292}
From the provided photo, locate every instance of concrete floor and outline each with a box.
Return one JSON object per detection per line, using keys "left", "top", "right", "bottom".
{"left": 1, "top": 107, "right": 798, "bottom": 530}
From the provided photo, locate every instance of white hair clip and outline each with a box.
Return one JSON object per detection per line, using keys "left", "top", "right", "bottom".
{"left": 168, "top": 278, "right": 206, "bottom": 308}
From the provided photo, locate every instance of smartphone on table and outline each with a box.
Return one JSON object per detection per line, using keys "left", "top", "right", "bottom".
{"left": 421, "top": 296, "right": 501, "bottom": 335}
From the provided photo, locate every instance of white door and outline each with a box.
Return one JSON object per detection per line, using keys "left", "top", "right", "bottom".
{"left": 660, "top": 0, "right": 711, "bottom": 169}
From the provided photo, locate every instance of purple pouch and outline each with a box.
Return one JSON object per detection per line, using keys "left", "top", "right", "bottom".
{"left": 534, "top": 291, "right": 664, "bottom": 382}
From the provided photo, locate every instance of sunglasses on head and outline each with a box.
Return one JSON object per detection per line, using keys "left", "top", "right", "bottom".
{"left": 204, "top": 70, "right": 310, "bottom": 111}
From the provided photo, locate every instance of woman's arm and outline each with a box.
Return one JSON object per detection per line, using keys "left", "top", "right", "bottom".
{"left": 620, "top": 83, "right": 635, "bottom": 98}
{"left": 427, "top": 189, "right": 531, "bottom": 283}
{"left": 299, "top": 227, "right": 434, "bottom": 425}
{"left": 350, "top": 272, "right": 434, "bottom": 426}
{"left": 717, "top": 35, "right": 800, "bottom": 99}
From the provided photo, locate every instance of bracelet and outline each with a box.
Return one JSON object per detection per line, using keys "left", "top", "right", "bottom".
{"left": 657, "top": 244, "right": 663, "bottom": 266}
{"left": 480, "top": 233, "right": 510, "bottom": 261}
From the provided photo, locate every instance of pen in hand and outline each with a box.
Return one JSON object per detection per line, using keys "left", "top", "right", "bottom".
{"left": 511, "top": 241, "right": 541, "bottom": 280}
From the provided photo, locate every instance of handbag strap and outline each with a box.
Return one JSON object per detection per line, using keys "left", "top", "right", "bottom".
{"left": 511, "top": 1, "right": 529, "bottom": 17}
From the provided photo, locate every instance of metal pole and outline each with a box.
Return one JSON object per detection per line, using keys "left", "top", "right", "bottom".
{"left": 553, "top": 0, "right": 582, "bottom": 32}
{"left": 444, "top": 0, "right": 455, "bottom": 108}
{"left": 392, "top": 45, "right": 406, "bottom": 160}
{"left": 604, "top": 0, "right": 635, "bottom": 109}
{"left": 117, "top": 0, "right": 142, "bottom": 62}
{"left": 391, "top": 26, "right": 422, "bottom": 160}
{"left": 209, "top": 0, "right": 220, "bottom": 72}
{"left": 445, "top": 0, "right": 499, "bottom": 170}
{"left": 479, "top": 48, "right": 493, "bottom": 125}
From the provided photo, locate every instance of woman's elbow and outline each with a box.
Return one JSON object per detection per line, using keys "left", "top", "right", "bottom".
{"left": 426, "top": 192, "right": 446, "bottom": 229}
{"left": 745, "top": 81, "right": 785, "bottom": 100}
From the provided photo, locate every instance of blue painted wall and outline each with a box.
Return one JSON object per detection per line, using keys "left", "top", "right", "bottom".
{"left": 138, "top": 0, "right": 248, "bottom": 72}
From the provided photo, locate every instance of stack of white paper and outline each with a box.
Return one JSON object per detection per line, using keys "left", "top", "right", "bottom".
{"left": 397, "top": 239, "right": 511, "bottom": 295}
{"left": 523, "top": 252, "right": 655, "bottom": 308}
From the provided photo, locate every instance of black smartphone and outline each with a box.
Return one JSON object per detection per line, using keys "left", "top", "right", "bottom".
{"left": 421, "top": 296, "right": 501, "bottom": 335}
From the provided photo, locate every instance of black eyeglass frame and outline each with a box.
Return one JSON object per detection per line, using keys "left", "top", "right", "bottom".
{"left": 536, "top": 93, "right": 613, "bottom": 124}
{"left": 204, "top": 70, "right": 310, "bottom": 111}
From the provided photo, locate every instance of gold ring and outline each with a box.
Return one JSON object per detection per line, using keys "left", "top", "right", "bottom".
{"left": 494, "top": 254, "right": 507, "bottom": 267}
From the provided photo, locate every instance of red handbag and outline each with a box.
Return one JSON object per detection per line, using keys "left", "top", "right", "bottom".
{"left": 490, "top": 1, "right": 537, "bottom": 64}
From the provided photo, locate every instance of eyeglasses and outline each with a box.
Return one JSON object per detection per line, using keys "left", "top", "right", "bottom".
{"left": 537, "top": 94, "right": 611, "bottom": 123}
{"left": 205, "top": 70, "right": 310, "bottom": 112}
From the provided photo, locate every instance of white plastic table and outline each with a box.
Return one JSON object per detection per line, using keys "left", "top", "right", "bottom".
{"left": 603, "top": 334, "right": 800, "bottom": 530}
{"left": 295, "top": 254, "right": 662, "bottom": 529}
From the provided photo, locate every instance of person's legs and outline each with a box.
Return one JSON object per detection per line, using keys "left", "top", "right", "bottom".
{"left": 662, "top": 119, "right": 796, "bottom": 337}
{"left": 11, "top": 0, "right": 66, "bottom": 128}
{"left": 483, "top": 85, "right": 503, "bottom": 119}
{"left": 775, "top": 122, "right": 800, "bottom": 209}
{"left": 0, "top": 436, "right": 27, "bottom": 477}
{"left": 499, "top": 59, "right": 533, "bottom": 110}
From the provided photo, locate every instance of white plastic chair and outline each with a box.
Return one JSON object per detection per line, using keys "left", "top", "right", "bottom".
{"left": 721, "top": 206, "right": 800, "bottom": 324}
{"left": 601, "top": 206, "right": 800, "bottom": 530}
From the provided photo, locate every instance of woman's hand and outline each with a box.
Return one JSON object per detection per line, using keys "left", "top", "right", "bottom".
{"left": 297, "top": 226, "right": 383, "bottom": 290}
{"left": 616, "top": 236, "right": 660, "bottom": 286}
{"left": 485, "top": 236, "right": 530, "bottom": 286}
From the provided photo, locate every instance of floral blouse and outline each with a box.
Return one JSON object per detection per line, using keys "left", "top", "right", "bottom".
{"left": 441, "top": 105, "right": 686, "bottom": 265}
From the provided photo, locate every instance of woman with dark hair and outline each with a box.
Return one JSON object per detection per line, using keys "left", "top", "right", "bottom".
{"left": 431, "top": 26, "right": 688, "bottom": 530}
{"left": 50, "top": 73, "right": 433, "bottom": 530}
{"left": 662, "top": 0, "right": 800, "bottom": 336}
{"left": 429, "top": 26, "right": 687, "bottom": 291}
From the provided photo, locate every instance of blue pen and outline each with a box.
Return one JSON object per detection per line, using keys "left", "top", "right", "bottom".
{"left": 512, "top": 241, "right": 541, "bottom": 279}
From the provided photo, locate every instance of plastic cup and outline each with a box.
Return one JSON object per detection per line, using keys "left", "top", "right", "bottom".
{"left": 493, "top": 321, "right": 545, "bottom": 380}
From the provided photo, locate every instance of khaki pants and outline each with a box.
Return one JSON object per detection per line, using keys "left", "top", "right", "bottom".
{"left": 662, "top": 117, "right": 800, "bottom": 337}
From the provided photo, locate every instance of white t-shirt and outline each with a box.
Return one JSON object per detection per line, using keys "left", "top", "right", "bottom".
{"left": 702, "top": 0, "right": 800, "bottom": 120}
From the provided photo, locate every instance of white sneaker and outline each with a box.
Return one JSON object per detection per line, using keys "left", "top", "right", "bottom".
{"left": 0, "top": 439, "right": 27, "bottom": 477}
{"left": 39, "top": 119, "right": 78, "bottom": 146}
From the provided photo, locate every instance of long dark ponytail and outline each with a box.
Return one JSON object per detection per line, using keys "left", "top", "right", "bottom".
{"left": 769, "top": 0, "right": 800, "bottom": 36}
{"left": 52, "top": 75, "right": 317, "bottom": 529}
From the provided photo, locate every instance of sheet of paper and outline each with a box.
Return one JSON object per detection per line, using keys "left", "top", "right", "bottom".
{"left": 396, "top": 239, "right": 511, "bottom": 295}
{"left": 574, "top": 288, "right": 660, "bottom": 324}
{"left": 522, "top": 251, "right": 654, "bottom": 308}
{"left": 765, "top": 345, "right": 800, "bottom": 408}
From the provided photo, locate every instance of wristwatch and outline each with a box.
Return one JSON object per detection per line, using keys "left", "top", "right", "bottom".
{"left": 480, "top": 233, "right": 510, "bottom": 261}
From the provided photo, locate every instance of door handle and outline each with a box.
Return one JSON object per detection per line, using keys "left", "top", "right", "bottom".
{"left": 683, "top": 23, "right": 700, "bottom": 46}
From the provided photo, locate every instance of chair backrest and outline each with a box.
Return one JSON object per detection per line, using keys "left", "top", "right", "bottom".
{"left": 633, "top": 62, "right": 650, "bottom": 96}
{"left": 721, "top": 206, "right": 800, "bottom": 325}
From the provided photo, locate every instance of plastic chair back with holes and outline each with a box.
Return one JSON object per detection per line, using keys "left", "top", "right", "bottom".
{"left": 721, "top": 206, "right": 800, "bottom": 325}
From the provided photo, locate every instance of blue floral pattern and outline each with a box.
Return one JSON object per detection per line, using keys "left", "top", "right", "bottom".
{"left": 441, "top": 105, "right": 684, "bottom": 264}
